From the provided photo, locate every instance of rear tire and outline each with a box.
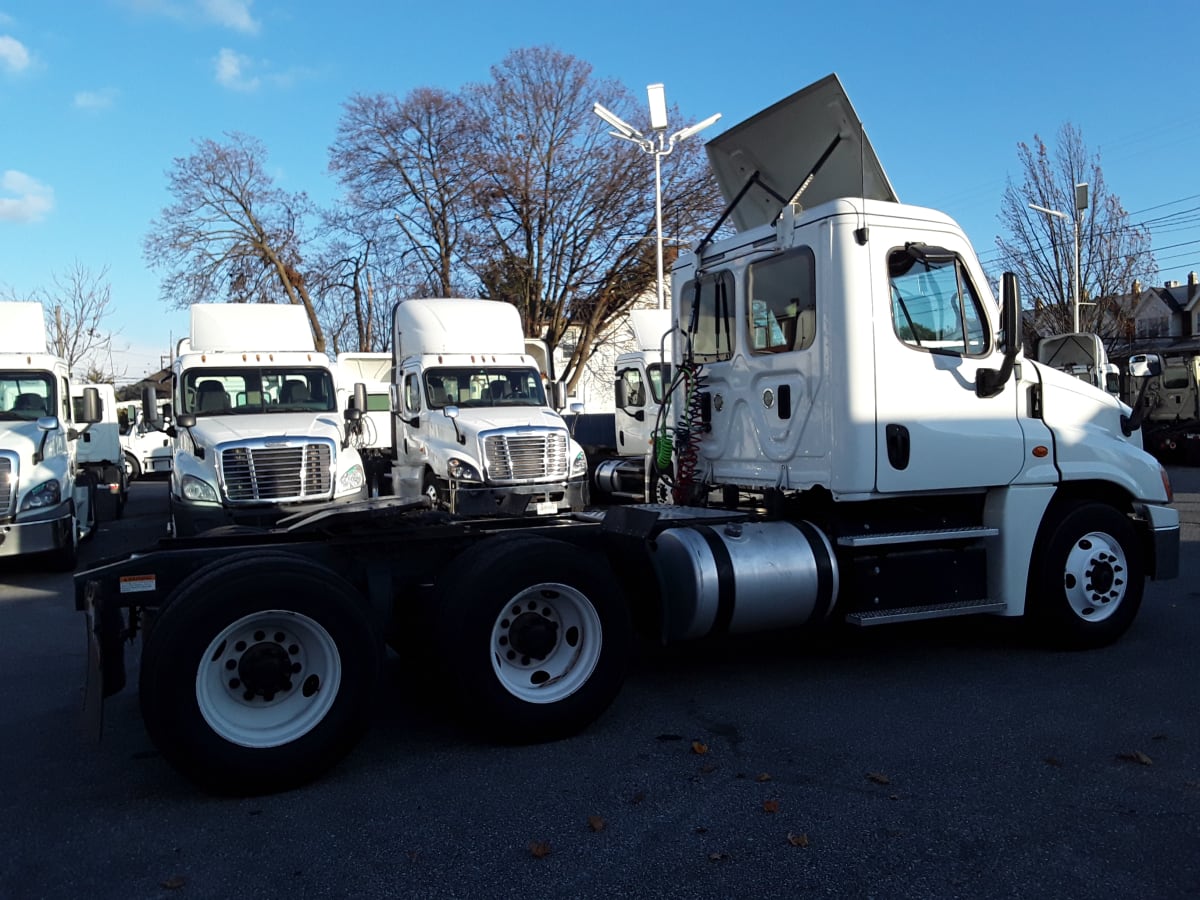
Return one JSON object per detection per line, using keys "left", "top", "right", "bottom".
{"left": 434, "top": 535, "right": 632, "bottom": 743}
{"left": 1026, "top": 502, "right": 1144, "bottom": 649}
{"left": 139, "top": 554, "right": 383, "bottom": 794}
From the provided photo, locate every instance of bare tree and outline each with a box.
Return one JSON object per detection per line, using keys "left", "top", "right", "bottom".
{"left": 329, "top": 89, "right": 478, "bottom": 298}
{"left": 995, "top": 124, "right": 1156, "bottom": 342}
{"left": 37, "top": 261, "right": 126, "bottom": 381}
{"left": 327, "top": 48, "right": 722, "bottom": 390}
{"left": 143, "top": 133, "right": 328, "bottom": 351}
{"left": 464, "top": 46, "right": 721, "bottom": 391}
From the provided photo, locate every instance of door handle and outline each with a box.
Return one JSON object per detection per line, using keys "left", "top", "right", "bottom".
{"left": 886, "top": 423, "right": 910, "bottom": 470}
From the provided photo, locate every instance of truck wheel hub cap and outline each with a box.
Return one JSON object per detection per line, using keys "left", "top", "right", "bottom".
{"left": 1063, "top": 532, "right": 1127, "bottom": 621}
{"left": 507, "top": 612, "right": 559, "bottom": 660}
{"left": 238, "top": 642, "right": 294, "bottom": 697}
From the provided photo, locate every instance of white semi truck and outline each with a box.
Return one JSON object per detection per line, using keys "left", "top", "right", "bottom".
{"left": 389, "top": 298, "right": 588, "bottom": 514}
{"left": 120, "top": 397, "right": 173, "bottom": 480}
{"left": 70, "top": 382, "right": 129, "bottom": 521}
{"left": 152, "top": 304, "right": 368, "bottom": 536}
{"left": 1036, "top": 332, "right": 1121, "bottom": 397}
{"left": 1, "top": 302, "right": 102, "bottom": 569}
{"left": 77, "top": 74, "right": 1179, "bottom": 795}
{"left": 334, "top": 351, "right": 393, "bottom": 496}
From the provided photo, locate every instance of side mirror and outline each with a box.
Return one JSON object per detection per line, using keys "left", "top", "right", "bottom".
{"left": 976, "top": 272, "right": 1021, "bottom": 398}
{"left": 551, "top": 382, "right": 567, "bottom": 410}
{"left": 1128, "top": 354, "right": 1163, "bottom": 379}
{"left": 37, "top": 415, "right": 60, "bottom": 433}
{"left": 79, "top": 386, "right": 103, "bottom": 425}
{"left": 141, "top": 386, "right": 162, "bottom": 428}
{"left": 175, "top": 413, "right": 197, "bottom": 429}
{"left": 353, "top": 382, "right": 368, "bottom": 414}
{"left": 615, "top": 378, "right": 630, "bottom": 410}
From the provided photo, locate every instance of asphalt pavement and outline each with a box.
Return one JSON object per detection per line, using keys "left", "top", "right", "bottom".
{"left": 0, "top": 470, "right": 1197, "bottom": 899}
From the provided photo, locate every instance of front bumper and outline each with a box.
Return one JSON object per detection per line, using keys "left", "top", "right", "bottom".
{"left": 448, "top": 478, "right": 588, "bottom": 516}
{"left": 0, "top": 505, "right": 74, "bottom": 559}
{"left": 1138, "top": 502, "right": 1180, "bottom": 581}
{"left": 172, "top": 484, "right": 369, "bottom": 536}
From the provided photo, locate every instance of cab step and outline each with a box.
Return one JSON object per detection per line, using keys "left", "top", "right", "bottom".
{"left": 837, "top": 526, "right": 998, "bottom": 548}
{"left": 845, "top": 598, "right": 1006, "bottom": 626}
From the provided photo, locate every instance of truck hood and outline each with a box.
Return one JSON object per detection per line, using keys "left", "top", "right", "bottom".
{"left": 188, "top": 412, "right": 345, "bottom": 447}
{"left": 705, "top": 73, "right": 897, "bottom": 232}
{"left": 447, "top": 406, "right": 568, "bottom": 435}
{"left": 0, "top": 419, "right": 51, "bottom": 458}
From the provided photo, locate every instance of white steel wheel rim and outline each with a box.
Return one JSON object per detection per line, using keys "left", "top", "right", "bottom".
{"left": 1062, "top": 530, "right": 1129, "bottom": 623}
{"left": 196, "top": 610, "right": 342, "bottom": 749}
{"left": 490, "top": 582, "right": 602, "bottom": 704}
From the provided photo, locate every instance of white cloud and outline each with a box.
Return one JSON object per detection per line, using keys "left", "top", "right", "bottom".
{"left": 0, "top": 171, "right": 54, "bottom": 223}
{"left": 199, "top": 0, "right": 259, "bottom": 34}
{"left": 74, "top": 87, "right": 119, "bottom": 111}
{"left": 214, "top": 47, "right": 260, "bottom": 91}
{"left": 0, "top": 34, "right": 31, "bottom": 73}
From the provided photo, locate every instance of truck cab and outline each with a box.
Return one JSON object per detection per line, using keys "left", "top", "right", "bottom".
{"left": 390, "top": 298, "right": 588, "bottom": 515}
{"left": 0, "top": 302, "right": 101, "bottom": 568}
{"left": 162, "top": 305, "right": 368, "bottom": 536}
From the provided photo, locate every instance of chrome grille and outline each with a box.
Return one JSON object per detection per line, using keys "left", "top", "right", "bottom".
{"left": 0, "top": 454, "right": 15, "bottom": 516}
{"left": 220, "top": 443, "right": 333, "bottom": 503}
{"left": 483, "top": 432, "right": 569, "bottom": 483}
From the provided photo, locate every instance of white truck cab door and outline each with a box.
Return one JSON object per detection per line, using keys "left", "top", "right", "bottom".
{"left": 396, "top": 364, "right": 428, "bottom": 468}
{"left": 872, "top": 238, "right": 1025, "bottom": 493}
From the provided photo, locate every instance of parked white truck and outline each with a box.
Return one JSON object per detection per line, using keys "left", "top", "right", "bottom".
{"left": 590, "top": 308, "right": 674, "bottom": 501}
{"left": 1036, "top": 332, "right": 1120, "bottom": 396}
{"left": 389, "top": 298, "right": 589, "bottom": 514}
{"left": 78, "top": 74, "right": 1179, "bottom": 795}
{"left": 1, "top": 302, "right": 102, "bottom": 569}
{"left": 70, "top": 382, "right": 129, "bottom": 520}
{"left": 120, "top": 397, "right": 173, "bottom": 480}
{"left": 153, "top": 304, "right": 368, "bottom": 536}
{"left": 335, "top": 351, "right": 393, "bottom": 495}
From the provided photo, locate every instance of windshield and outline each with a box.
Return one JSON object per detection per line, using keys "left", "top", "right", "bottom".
{"left": 0, "top": 371, "right": 55, "bottom": 421}
{"left": 182, "top": 367, "right": 337, "bottom": 417}
{"left": 424, "top": 367, "right": 546, "bottom": 409}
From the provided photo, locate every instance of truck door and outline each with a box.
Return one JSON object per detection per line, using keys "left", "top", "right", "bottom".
{"left": 395, "top": 363, "right": 428, "bottom": 469}
{"left": 872, "top": 239, "right": 1025, "bottom": 493}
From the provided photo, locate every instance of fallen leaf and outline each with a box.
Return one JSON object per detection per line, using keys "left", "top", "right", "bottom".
{"left": 867, "top": 772, "right": 890, "bottom": 785}
{"left": 691, "top": 741, "right": 709, "bottom": 755}
{"left": 630, "top": 790, "right": 646, "bottom": 805}
{"left": 587, "top": 815, "right": 606, "bottom": 833}
{"left": 889, "top": 794, "right": 900, "bottom": 801}
{"left": 1184, "top": 780, "right": 1199, "bottom": 790}
{"left": 694, "top": 826, "right": 708, "bottom": 834}
{"left": 699, "top": 763, "right": 718, "bottom": 774}
{"left": 1152, "top": 734, "right": 1168, "bottom": 742}
{"left": 160, "top": 876, "right": 186, "bottom": 890}
{"left": 1117, "top": 750, "right": 1153, "bottom": 766}
{"left": 762, "top": 799, "right": 780, "bottom": 814}
{"left": 528, "top": 840, "right": 552, "bottom": 859}
{"left": 708, "top": 851, "right": 729, "bottom": 862}
{"left": 786, "top": 832, "right": 810, "bottom": 848}
{"left": 755, "top": 773, "right": 772, "bottom": 783}
{"left": 1043, "top": 757, "right": 1063, "bottom": 768}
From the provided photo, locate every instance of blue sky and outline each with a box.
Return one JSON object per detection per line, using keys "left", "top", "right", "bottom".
{"left": 3, "top": 0, "right": 1198, "bottom": 382}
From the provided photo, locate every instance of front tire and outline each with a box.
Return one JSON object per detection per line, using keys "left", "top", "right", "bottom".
{"left": 139, "top": 554, "right": 383, "bottom": 794}
{"left": 1027, "top": 502, "right": 1144, "bottom": 649}
{"left": 124, "top": 451, "right": 141, "bottom": 482}
{"left": 434, "top": 535, "right": 632, "bottom": 743}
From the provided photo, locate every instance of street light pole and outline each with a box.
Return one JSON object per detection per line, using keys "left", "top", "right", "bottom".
{"left": 1028, "top": 202, "right": 1079, "bottom": 332}
{"left": 594, "top": 85, "right": 721, "bottom": 309}
{"left": 1030, "top": 182, "right": 1089, "bottom": 334}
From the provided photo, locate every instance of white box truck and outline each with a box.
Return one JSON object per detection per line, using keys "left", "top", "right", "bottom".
{"left": 77, "top": 75, "right": 1179, "bottom": 794}
{"left": 0, "top": 302, "right": 101, "bottom": 569}
{"left": 152, "top": 304, "right": 368, "bottom": 536}
{"left": 389, "top": 298, "right": 588, "bottom": 514}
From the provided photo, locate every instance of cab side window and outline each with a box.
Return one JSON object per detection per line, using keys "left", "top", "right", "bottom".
{"left": 748, "top": 248, "right": 817, "bottom": 354}
{"left": 888, "top": 246, "right": 989, "bottom": 357}
{"left": 403, "top": 373, "right": 422, "bottom": 413}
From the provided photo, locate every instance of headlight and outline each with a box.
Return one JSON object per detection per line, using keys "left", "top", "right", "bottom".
{"left": 181, "top": 474, "right": 219, "bottom": 503}
{"left": 570, "top": 449, "right": 587, "bottom": 476}
{"left": 339, "top": 464, "right": 365, "bottom": 492}
{"left": 20, "top": 479, "right": 61, "bottom": 511}
{"left": 447, "top": 459, "right": 482, "bottom": 482}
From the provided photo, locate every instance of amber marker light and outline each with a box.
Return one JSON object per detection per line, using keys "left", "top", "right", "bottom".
{"left": 1032, "top": 446, "right": 1049, "bottom": 458}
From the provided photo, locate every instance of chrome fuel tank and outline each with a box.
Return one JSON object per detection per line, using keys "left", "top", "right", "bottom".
{"left": 650, "top": 519, "right": 839, "bottom": 642}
